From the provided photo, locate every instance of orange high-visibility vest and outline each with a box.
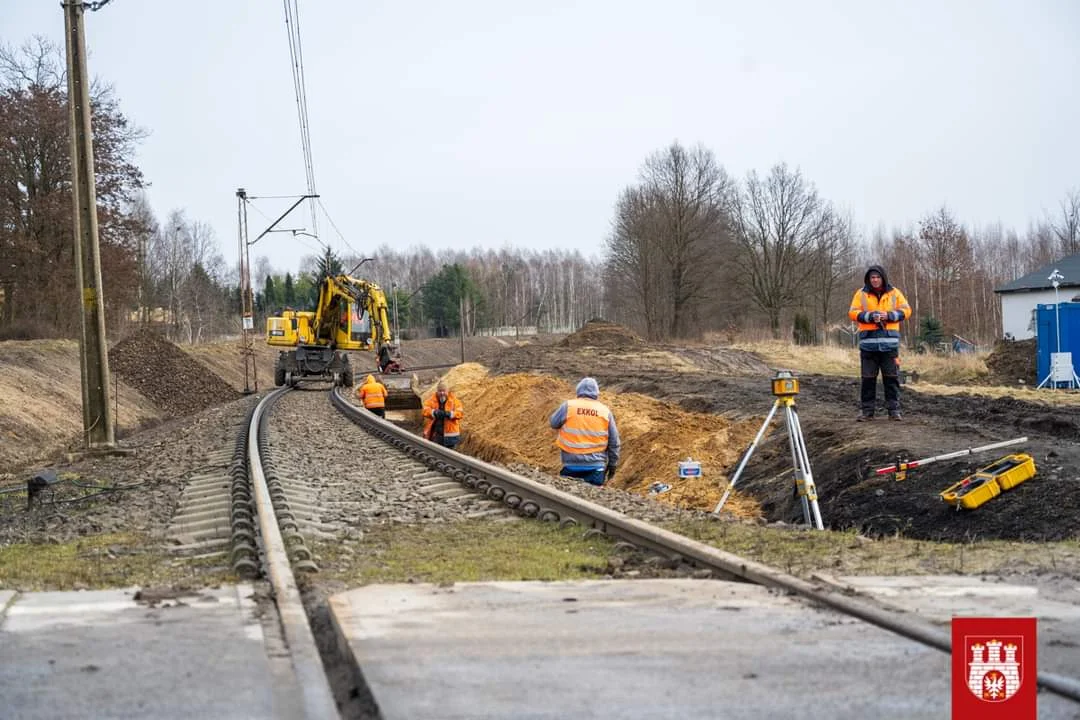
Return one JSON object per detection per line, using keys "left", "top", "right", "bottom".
{"left": 358, "top": 378, "right": 388, "bottom": 409}
{"left": 848, "top": 287, "right": 911, "bottom": 333}
{"left": 556, "top": 398, "right": 611, "bottom": 455}
{"left": 423, "top": 392, "right": 464, "bottom": 439}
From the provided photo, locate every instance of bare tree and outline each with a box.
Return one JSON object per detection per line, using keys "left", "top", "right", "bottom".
{"left": 604, "top": 142, "right": 731, "bottom": 340}
{"left": 605, "top": 186, "right": 667, "bottom": 338}
{"left": 806, "top": 210, "right": 857, "bottom": 336}
{"left": 0, "top": 37, "right": 145, "bottom": 337}
{"left": 730, "top": 163, "right": 834, "bottom": 336}
{"left": 640, "top": 143, "right": 732, "bottom": 338}
{"left": 1050, "top": 188, "right": 1080, "bottom": 256}
{"left": 917, "top": 206, "right": 971, "bottom": 326}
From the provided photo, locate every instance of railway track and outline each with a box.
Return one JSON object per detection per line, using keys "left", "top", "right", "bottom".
{"left": 194, "top": 384, "right": 1080, "bottom": 717}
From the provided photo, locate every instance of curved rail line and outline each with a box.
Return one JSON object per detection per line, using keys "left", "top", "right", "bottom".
{"left": 248, "top": 388, "right": 340, "bottom": 720}
{"left": 328, "top": 387, "right": 1080, "bottom": 703}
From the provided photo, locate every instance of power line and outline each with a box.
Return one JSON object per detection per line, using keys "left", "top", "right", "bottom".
{"left": 316, "top": 197, "right": 360, "bottom": 258}
{"left": 282, "top": 0, "right": 319, "bottom": 237}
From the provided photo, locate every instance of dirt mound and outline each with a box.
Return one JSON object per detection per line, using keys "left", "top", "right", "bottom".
{"left": 109, "top": 330, "right": 240, "bottom": 416}
{"left": 985, "top": 339, "right": 1037, "bottom": 386}
{"left": 445, "top": 366, "right": 762, "bottom": 519}
{"left": 559, "top": 319, "right": 645, "bottom": 350}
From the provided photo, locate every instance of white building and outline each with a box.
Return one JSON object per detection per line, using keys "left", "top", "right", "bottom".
{"left": 994, "top": 254, "right": 1080, "bottom": 340}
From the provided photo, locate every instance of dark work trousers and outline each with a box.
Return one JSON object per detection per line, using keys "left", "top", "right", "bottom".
{"left": 860, "top": 349, "right": 900, "bottom": 415}
{"left": 368, "top": 407, "right": 385, "bottom": 418}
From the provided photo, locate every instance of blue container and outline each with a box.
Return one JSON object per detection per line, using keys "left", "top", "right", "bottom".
{"left": 1035, "top": 303, "right": 1080, "bottom": 386}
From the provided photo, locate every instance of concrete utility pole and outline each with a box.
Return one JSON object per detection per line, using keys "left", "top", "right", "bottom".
{"left": 64, "top": 0, "right": 115, "bottom": 450}
{"left": 236, "top": 189, "right": 258, "bottom": 393}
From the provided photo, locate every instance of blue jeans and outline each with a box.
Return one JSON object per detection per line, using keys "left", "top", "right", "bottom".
{"left": 560, "top": 467, "right": 606, "bottom": 486}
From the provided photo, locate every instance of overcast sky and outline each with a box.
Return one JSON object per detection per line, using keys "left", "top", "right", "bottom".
{"left": 6, "top": 0, "right": 1079, "bottom": 275}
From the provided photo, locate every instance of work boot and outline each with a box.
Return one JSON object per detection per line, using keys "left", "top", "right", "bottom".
{"left": 856, "top": 413, "right": 874, "bottom": 422}
{"left": 889, "top": 411, "right": 902, "bottom": 421}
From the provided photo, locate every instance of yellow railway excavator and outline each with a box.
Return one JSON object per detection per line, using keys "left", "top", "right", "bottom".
{"left": 265, "top": 274, "right": 422, "bottom": 411}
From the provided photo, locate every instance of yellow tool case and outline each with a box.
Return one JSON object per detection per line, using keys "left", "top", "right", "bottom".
{"left": 940, "top": 453, "right": 1036, "bottom": 510}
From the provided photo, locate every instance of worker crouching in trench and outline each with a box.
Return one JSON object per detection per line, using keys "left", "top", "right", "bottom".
{"left": 423, "top": 381, "right": 464, "bottom": 448}
{"left": 549, "top": 377, "right": 621, "bottom": 487}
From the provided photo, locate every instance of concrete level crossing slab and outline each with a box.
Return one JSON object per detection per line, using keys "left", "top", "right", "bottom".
{"left": 329, "top": 578, "right": 1077, "bottom": 719}
{"left": 823, "top": 574, "right": 1080, "bottom": 680}
{"left": 0, "top": 585, "right": 302, "bottom": 720}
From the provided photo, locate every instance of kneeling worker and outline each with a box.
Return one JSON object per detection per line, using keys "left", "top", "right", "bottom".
{"left": 549, "top": 377, "right": 621, "bottom": 486}
{"left": 423, "top": 381, "right": 464, "bottom": 448}
{"left": 357, "top": 374, "right": 388, "bottom": 418}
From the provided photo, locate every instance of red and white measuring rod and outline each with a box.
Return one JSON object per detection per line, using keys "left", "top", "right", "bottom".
{"left": 874, "top": 437, "right": 1029, "bottom": 476}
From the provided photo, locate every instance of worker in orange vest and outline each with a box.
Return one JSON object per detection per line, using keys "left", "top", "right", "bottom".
{"left": 423, "top": 381, "right": 464, "bottom": 448}
{"left": 549, "top": 377, "right": 621, "bottom": 486}
{"left": 356, "top": 374, "right": 389, "bottom": 418}
{"left": 849, "top": 264, "right": 912, "bottom": 421}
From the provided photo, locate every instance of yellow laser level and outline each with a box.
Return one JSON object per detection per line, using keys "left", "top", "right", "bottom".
{"left": 715, "top": 368, "right": 823, "bottom": 529}
{"left": 771, "top": 370, "right": 800, "bottom": 398}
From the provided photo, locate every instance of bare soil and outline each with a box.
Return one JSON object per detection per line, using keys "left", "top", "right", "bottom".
{"left": 462, "top": 320, "right": 1080, "bottom": 543}
{"left": 984, "top": 338, "right": 1038, "bottom": 386}
{"left": 1, "top": 321, "right": 1077, "bottom": 547}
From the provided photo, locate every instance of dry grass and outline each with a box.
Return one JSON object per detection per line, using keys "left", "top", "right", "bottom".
{"left": 729, "top": 340, "right": 859, "bottom": 377}
{"left": 731, "top": 338, "right": 994, "bottom": 385}
{"left": 903, "top": 351, "right": 989, "bottom": 385}
{"left": 666, "top": 519, "right": 1080, "bottom": 577}
{"left": 0, "top": 533, "right": 234, "bottom": 590}
{"left": 310, "top": 520, "right": 615, "bottom": 586}
{"left": 721, "top": 339, "right": 1080, "bottom": 404}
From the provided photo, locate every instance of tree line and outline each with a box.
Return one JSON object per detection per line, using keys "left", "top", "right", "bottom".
{"left": 604, "top": 142, "right": 1079, "bottom": 346}
{"left": 2, "top": 36, "right": 1076, "bottom": 347}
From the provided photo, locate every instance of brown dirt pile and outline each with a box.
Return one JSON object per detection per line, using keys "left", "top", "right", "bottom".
{"left": 443, "top": 365, "right": 762, "bottom": 519}
{"left": 985, "top": 339, "right": 1037, "bottom": 386}
{"left": 559, "top": 319, "right": 645, "bottom": 350}
{"left": 109, "top": 330, "right": 240, "bottom": 416}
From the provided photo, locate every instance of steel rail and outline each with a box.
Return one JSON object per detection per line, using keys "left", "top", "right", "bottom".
{"left": 250, "top": 388, "right": 341, "bottom": 720}
{"left": 330, "top": 387, "right": 1080, "bottom": 703}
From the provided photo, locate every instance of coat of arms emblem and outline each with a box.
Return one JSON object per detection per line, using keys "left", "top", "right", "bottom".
{"left": 964, "top": 636, "right": 1023, "bottom": 701}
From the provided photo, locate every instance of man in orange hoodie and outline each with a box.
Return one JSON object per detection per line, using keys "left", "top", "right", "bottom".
{"left": 423, "top": 381, "right": 464, "bottom": 448}
{"left": 848, "top": 265, "right": 911, "bottom": 421}
{"left": 356, "top": 374, "right": 389, "bottom": 418}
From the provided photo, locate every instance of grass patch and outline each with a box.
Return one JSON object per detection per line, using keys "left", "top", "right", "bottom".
{"left": 664, "top": 519, "right": 1080, "bottom": 577}
{"left": 903, "top": 352, "right": 988, "bottom": 385}
{"left": 0, "top": 533, "right": 235, "bottom": 591}
{"left": 312, "top": 520, "right": 616, "bottom": 585}
{"left": 730, "top": 340, "right": 858, "bottom": 377}
{"left": 727, "top": 340, "right": 1041, "bottom": 389}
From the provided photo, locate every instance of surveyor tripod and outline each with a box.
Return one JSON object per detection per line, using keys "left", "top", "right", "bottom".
{"left": 713, "top": 371, "right": 825, "bottom": 530}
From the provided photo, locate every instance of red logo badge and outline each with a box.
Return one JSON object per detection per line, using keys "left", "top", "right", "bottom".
{"left": 952, "top": 617, "right": 1037, "bottom": 719}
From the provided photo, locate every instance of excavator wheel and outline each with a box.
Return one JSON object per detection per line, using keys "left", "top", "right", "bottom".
{"left": 343, "top": 369, "right": 354, "bottom": 388}
{"left": 274, "top": 365, "right": 286, "bottom": 387}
